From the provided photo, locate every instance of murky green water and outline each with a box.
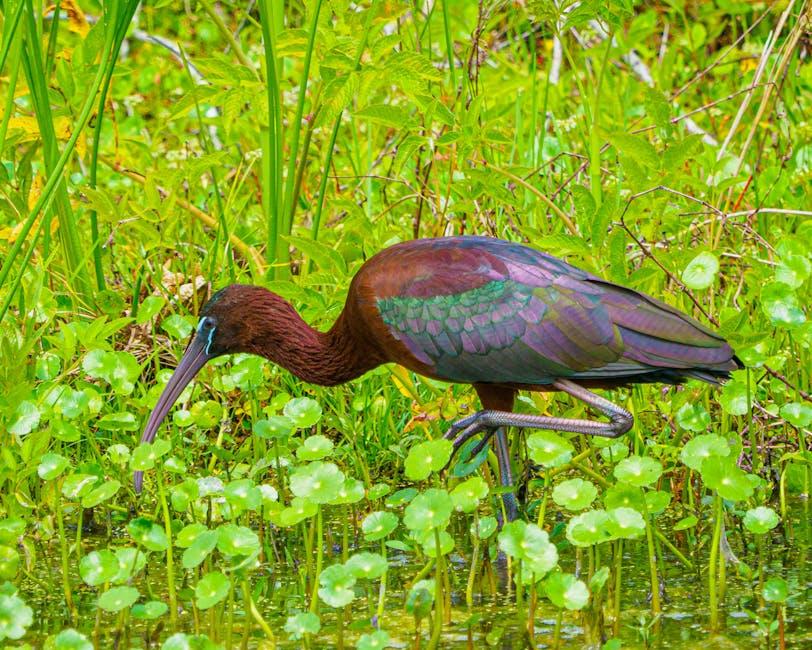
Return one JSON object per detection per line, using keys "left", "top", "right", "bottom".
{"left": 18, "top": 499, "right": 811, "bottom": 648}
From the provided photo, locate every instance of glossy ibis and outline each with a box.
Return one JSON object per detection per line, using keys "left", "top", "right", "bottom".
{"left": 134, "top": 236, "right": 740, "bottom": 519}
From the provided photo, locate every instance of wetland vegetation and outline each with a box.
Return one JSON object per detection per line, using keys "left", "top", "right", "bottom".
{"left": 0, "top": 0, "right": 810, "bottom": 647}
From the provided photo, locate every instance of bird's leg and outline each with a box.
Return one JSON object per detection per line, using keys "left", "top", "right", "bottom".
{"left": 445, "top": 379, "right": 633, "bottom": 450}
{"left": 493, "top": 428, "right": 519, "bottom": 522}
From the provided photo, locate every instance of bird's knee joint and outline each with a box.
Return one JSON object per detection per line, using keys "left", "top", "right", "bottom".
{"left": 609, "top": 413, "right": 633, "bottom": 438}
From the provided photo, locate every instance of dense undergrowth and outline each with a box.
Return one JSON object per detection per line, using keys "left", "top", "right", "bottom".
{"left": 0, "top": 0, "right": 810, "bottom": 648}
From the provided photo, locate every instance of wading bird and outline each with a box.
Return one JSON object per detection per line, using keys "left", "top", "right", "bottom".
{"left": 134, "top": 236, "right": 740, "bottom": 519}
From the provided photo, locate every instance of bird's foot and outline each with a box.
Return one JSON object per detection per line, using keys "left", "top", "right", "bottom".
{"left": 443, "top": 410, "right": 501, "bottom": 449}
{"left": 442, "top": 412, "right": 502, "bottom": 473}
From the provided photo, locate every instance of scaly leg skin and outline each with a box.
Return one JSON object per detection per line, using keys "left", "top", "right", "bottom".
{"left": 444, "top": 380, "right": 633, "bottom": 521}
{"left": 493, "top": 428, "right": 519, "bottom": 522}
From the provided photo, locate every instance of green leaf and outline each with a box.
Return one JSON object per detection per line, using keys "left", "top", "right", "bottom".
{"left": 743, "top": 506, "right": 780, "bottom": 534}
{"left": 9, "top": 401, "right": 40, "bottom": 436}
{"left": 405, "top": 580, "right": 434, "bottom": 618}
{"left": 527, "top": 431, "right": 574, "bottom": 467}
{"left": 780, "top": 402, "right": 812, "bottom": 428}
{"left": 644, "top": 87, "right": 671, "bottom": 132}
{"left": 161, "top": 314, "right": 195, "bottom": 340}
{"left": 346, "top": 552, "right": 388, "bottom": 580}
{"left": 182, "top": 531, "right": 218, "bottom": 569}
{"left": 700, "top": 457, "right": 755, "bottom": 501}
{"left": 216, "top": 524, "right": 260, "bottom": 557}
{"left": 253, "top": 416, "right": 294, "bottom": 440}
{"left": 403, "top": 489, "right": 453, "bottom": 532}
{"left": 318, "top": 564, "right": 356, "bottom": 608}
{"left": 497, "top": 520, "right": 558, "bottom": 580}
{"left": 543, "top": 571, "right": 589, "bottom": 610}
{"left": 386, "top": 488, "right": 418, "bottom": 506}
{"left": 680, "top": 433, "right": 730, "bottom": 471}
{"left": 128, "top": 517, "right": 169, "bottom": 552}
{"left": 136, "top": 295, "right": 165, "bottom": 324}
{"left": 131, "top": 600, "right": 169, "bottom": 620}
{"left": 283, "top": 397, "right": 322, "bottom": 428}
{"left": 676, "top": 403, "right": 711, "bottom": 432}
{"left": 48, "top": 628, "right": 94, "bottom": 649}
{"left": 38, "top": 453, "right": 70, "bottom": 480}
{"left": 277, "top": 497, "right": 318, "bottom": 527}
{"left": 98, "top": 586, "right": 139, "bottom": 612}
{"left": 603, "top": 484, "right": 645, "bottom": 512}
{"left": 296, "top": 435, "right": 334, "bottom": 461}
{"left": 613, "top": 456, "right": 662, "bottom": 487}
{"left": 674, "top": 514, "right": 698, "bottom": 530}
{"left": 327, "top": 477, "right": 366, "bottom": 505}
{"left": 552, "top": 478, "right": 598, "bottom": 511}
{"left": 285, "top": 235, "right": 348, "bottom": 275}
{"left": 81, "top": 480, "right": 121, "bottom": 508}
{"left": 223, "top": 479, "right": 262, "bottom": 512}
{"left": 404, "top": 439, "right": 453, "bottom": 481}
{"left": 419, "top": 529, "right": 455, "bottom": 558}
{"left": 130, "top": 440, "right": 172, "bottom": 471}
{"left": 362, "top": 511, "right": 398, "bottom": 541}
{"left": 160, "top": 632, "right": 222, "bottom": 650}
{"left": 720, "top": 380, "right": 749, "bottom": 416}
{"left": 112, "top": 548, "right": 147, "bottom": 584}
{"left": 356, "top": 629, "right": 391, "bottom": 650}
{"left": 662, "top": 134, "right": 703, "bottom": 170}
{"left": 609, "top": 133, "right": 659, "bottom": 169}
{"left": 450, "top": 476, "right": 489, "bottom": 513}
{"left": 475, "top": 516, "right": 498, "bottom": 540}
{"left": 606, "top": 507, "right": 646, "bottom": 539}
{"left": 0, "top": 591, "right": 33, "bottom": 640}
{"left": 61, "top": 473, "right": 98, "bottom": 500}
{"left": 290, "top": 462, "right": 345, "bottom": 503}
{"left": 82, "top": 349, "right": 141, "bottom": 394}
{"left": 762, "top": 578, "right": 788, "bottom": 603}
{"left": 761, "top": 282, "right": 805, "bottom": 328}
{"left": 79, "top": 550, "right": 119, "bottom": 586}
{"left": 682, "top": 252, "right": 719, "bottom": 290}
{"left": 355, "top": 103, "right": 413, "bottom": 129}
{"left": 97, "top": 411, "right": 138, "bottom": 431}
{"left": 644, "top": 490, "right": 671, "bottom": 515}
{"left": 284, "top": 612, "right": 321, "bottom": 640}
{"left": 566, "top": 509, "right": 614, "bottom": 547}
{"left": 195, "top": 572, "right": 230, "bottom": 609}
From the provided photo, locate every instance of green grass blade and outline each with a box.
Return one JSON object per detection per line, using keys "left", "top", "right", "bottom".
{"left": 281, "top": 0, "right": 323, "bottom": 235}
{"left": 257, "top": 0, "right": 285, "bottom": 277}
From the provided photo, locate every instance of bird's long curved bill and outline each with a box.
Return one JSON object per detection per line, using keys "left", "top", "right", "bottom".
{"left": 134, "top": 335, "right": 211, "bottom": 493}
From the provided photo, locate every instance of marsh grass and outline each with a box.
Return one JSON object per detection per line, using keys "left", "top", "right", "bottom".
{"left": 0, "top": 1, "right": 810, "bottom": 647}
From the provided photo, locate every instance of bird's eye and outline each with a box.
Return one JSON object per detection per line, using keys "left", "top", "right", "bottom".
{"left": 198, "top": 316, "right": 215, "bottom": 333}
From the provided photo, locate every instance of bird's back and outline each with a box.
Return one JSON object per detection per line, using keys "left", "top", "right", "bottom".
{"left": 348, "top": 236, "right": 740, "bottom": 388}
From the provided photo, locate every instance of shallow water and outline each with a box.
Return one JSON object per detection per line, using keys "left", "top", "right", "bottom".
{"left": 18, "top": 498, "right": 811, "bottom": 648}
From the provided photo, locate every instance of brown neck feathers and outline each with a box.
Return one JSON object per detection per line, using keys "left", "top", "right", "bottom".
{"left": 239, "top": 293, "right": 383, "bottom": 386}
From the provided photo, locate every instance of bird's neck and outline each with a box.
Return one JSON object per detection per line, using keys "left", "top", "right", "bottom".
{"left": 246, "top": 300, "right": 382, "bottom": 387}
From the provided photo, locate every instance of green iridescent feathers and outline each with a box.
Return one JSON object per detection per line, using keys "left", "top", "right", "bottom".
{"left": 370, "top": 236, "right": 738, "bottom": 386}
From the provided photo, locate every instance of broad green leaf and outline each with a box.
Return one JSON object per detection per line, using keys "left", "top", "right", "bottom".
{"left": 552, "top": 478, "right": 598, "bottom": 511}
{"left": 195, "top": 572, "right": 230, "bottom": 609}
{"left": 404, "top": 439, "right": 453, "bottom": 481}
{"left": 543, "top": 571, "right": 589, "bottom": 610}
{"left": 284, "top": 612, "right": 321, "bottom": 640}
{"left": 743, "top": 506, "right": 779, "bottom": 534}
{"left": 98, "top": 586, "right": 139, "bottom": 612}
{"left": 613, "top": 456, "right": 662, "bottom": 487}
{"left": 403, "top": 489, "right": 453, "bottom": 532}
{"left": 362, "top": 511, "right": 398, "bottom": 541}
{"left": 80, "top": 550, "right": 119, "bottom": 586}
{"left": 682, "top": 252, "right": 719, "bottom": 290}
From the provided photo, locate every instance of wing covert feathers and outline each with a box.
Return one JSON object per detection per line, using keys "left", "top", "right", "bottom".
{"left": 367, "top": 237, "right": 739, "bottom": 386}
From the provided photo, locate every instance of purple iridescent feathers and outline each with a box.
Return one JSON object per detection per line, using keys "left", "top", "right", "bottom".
{"left": 374, "top": 237, "right": 738, "bottom": 386}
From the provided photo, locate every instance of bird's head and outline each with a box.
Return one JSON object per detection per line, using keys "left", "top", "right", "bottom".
{"left": 134, "top": 284, "right": 291, "bottom": 493}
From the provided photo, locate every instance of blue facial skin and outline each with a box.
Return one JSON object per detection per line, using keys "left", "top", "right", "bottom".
{"left": 198, "top": 317, "right": 216, "bottom": 355}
